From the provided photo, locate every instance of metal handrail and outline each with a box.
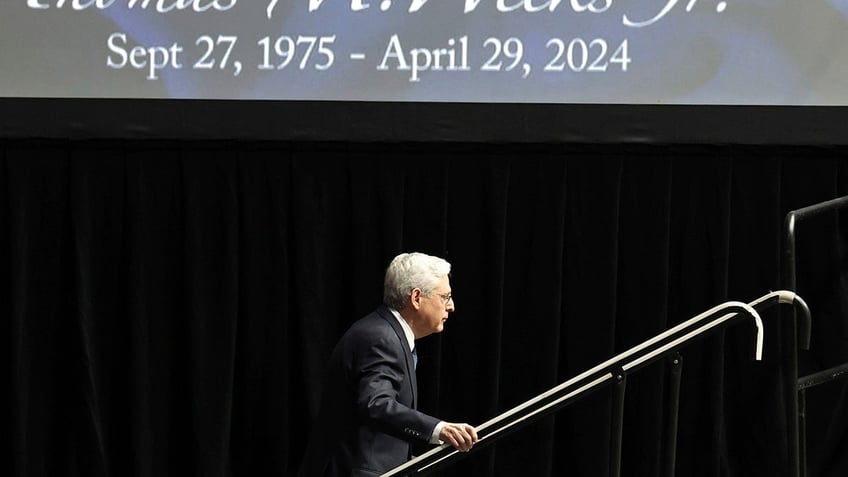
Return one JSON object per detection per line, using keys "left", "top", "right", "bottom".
{"left": 783, "top": 195, "right": 848, "bottom": 477}
{"left": 383, "top": 290, "right": 810, "bottom": 477}
{"left": 798, "top": 362, "right": 848, "bottom": 391}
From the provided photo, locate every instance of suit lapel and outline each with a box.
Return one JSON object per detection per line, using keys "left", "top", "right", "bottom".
{"left": 376, "top": 306, "right": 418, "bottom": 408}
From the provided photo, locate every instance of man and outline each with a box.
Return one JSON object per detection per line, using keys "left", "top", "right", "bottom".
{"left": 298, "top": 252, "right": 478, "bottom": 476}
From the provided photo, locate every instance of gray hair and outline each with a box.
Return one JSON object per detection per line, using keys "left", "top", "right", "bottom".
{"left": 383, "top": 252, "right": 451, "bottom": 310}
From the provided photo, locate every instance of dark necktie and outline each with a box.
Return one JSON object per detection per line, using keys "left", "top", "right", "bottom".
{"left": 412, "top": 347, "right": 418, "bottom": 370}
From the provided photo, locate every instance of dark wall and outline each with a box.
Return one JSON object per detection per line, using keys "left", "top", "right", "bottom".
{"left": 3, "top": 100, "right": 848, "bottom": 145}
{"left": 2, "top": 140, "right": 847, "bottom": 477}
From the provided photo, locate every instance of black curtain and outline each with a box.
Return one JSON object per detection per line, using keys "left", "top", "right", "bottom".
{"left": 2, "top": 140, "right": 847, "bottom": 477}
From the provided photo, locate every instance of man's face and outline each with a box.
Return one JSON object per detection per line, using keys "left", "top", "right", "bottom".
{"left": 412, "top": 274, "right": 455, "bottom": 338}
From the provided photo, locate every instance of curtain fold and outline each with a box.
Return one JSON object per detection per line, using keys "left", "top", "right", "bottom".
{"left": 2, "top": 141, "right": 847, "bottom": 477}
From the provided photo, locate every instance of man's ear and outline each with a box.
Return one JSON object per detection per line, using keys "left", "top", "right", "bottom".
{"left": 410, "top": 288, "right": 423, "bottom": 310}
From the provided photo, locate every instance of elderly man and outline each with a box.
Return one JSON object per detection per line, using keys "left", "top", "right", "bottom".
{"left": 298, "top": 252, "right": 478, "bottom": 476}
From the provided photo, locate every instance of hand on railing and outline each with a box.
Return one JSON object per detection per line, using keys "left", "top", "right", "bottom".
{"left": 439, "top": 423, "right": 479, "bottom": 452}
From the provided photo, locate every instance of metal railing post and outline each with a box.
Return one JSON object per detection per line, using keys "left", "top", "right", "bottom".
{"left": 663, "top": 353, "right": 683, "bottom": 477}
{"left": 610, "top": 369, "right": 627, "bottom": 477}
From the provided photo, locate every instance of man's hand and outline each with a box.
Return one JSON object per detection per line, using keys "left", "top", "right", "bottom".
{"left": 439, "top": 423, "right": 478, "bottom": 452}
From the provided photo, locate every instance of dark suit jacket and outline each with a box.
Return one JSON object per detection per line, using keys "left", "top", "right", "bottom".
{"left": 298, "top": 306, "right": 441, "bottom": 477}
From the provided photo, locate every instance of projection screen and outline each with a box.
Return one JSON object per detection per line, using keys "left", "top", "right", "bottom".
{"left": 2, "top": 0, "right": 847, "bottom": 105}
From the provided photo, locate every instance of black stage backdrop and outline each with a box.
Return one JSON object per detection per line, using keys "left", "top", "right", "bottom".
{"left": 2, "top": 141, "right": 848, "bottom": 477}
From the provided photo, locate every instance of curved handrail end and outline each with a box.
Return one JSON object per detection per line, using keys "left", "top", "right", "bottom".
{"left": 792, "top": 294, "right": 812, "bottom": 351}
{"left": 731, "top": 302, "right": 764, "bottom": 361}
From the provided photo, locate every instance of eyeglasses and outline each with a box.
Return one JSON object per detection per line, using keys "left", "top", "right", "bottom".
{"left": 434, "top": 293, "right": 453, "bottom": 305}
